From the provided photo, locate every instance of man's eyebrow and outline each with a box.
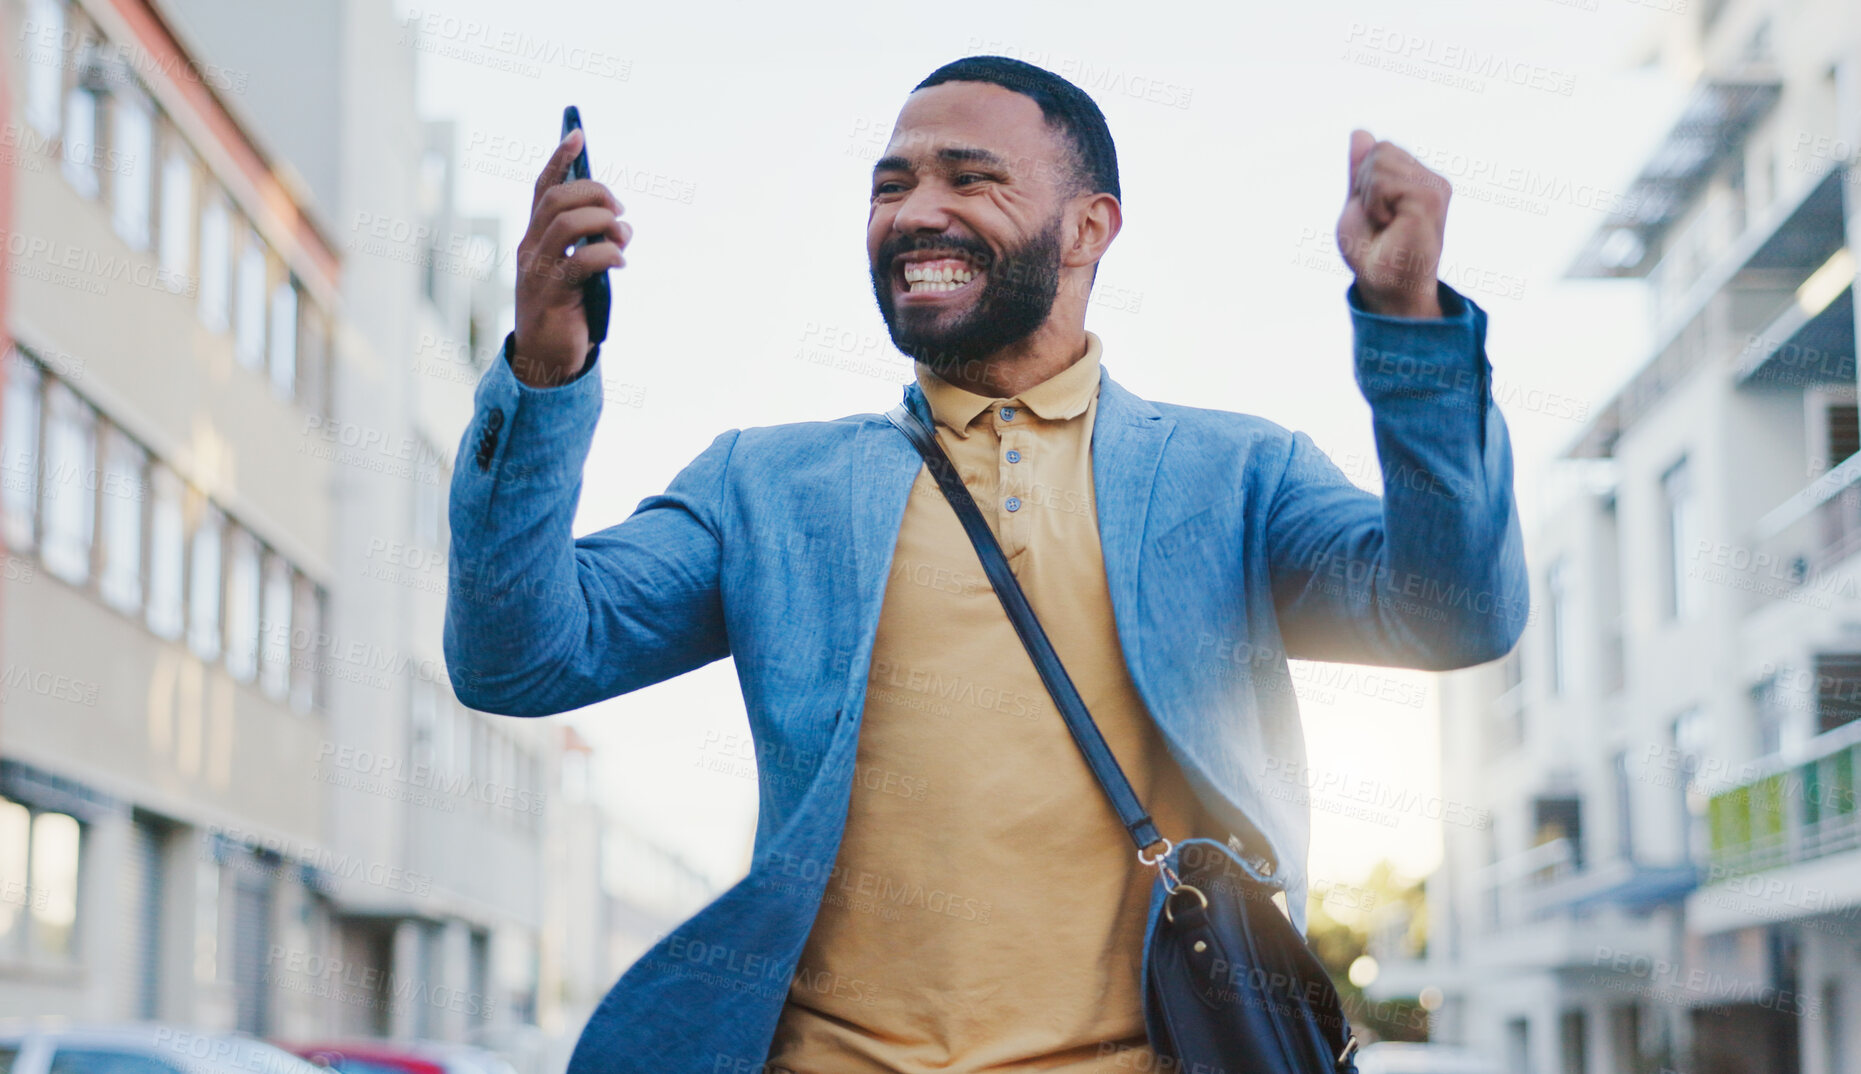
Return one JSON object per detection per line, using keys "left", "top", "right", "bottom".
{"left": 871, "top": 146, "right": 1012, "bottom": 176}
{"left": 936, "top": 146, "right": 1008, "bottom": 168}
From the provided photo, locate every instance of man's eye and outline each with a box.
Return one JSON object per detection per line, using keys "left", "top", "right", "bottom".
{"left": 954, "top": 173, "right": 991, "bottom": 186}
{"left": 873, "top": 181, "right": 906, "bottom": 196}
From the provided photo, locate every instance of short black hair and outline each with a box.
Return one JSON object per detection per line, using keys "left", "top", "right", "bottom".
{"left": 913, "top": 55, "right": 1120, "bottom": 201}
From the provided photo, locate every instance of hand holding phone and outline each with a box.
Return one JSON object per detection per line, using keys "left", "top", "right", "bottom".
{"left": 508, "top": 106, "right": 629, "bottom": 387}
{"left": 560, "top": 106, "right": 612, "bottom": 348}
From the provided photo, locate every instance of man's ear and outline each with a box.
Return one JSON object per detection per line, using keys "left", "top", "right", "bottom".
{"left": 1065, "top": 192, "right": 1123, "bottom": 269}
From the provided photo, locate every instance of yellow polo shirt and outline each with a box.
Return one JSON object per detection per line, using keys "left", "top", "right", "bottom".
{"left": 766, "top": 332, "right": 1214, "bottom": 1072}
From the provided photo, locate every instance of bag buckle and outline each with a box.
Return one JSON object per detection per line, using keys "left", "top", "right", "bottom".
{"left": 1137, "top": 837, "right": 1181, "bottom": 893}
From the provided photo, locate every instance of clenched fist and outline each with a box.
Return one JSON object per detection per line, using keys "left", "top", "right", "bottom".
{"left": 510, "top": 128, "right": 632, "bottom": 387}
{"left": 1336, "top": 129, "right": 1448, "bottom": 319}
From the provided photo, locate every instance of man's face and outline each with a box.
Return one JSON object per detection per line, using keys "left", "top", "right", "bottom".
{"left": 868, "top": 81, "right": 1077, "bottom": 371}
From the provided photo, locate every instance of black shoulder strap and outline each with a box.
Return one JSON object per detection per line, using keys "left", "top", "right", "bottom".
{"left": 884, "top": 403, "right": 1163, "bottom": 853}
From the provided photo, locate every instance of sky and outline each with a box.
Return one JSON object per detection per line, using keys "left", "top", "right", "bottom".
{"left": 405, "top": 0, "right": 1689, "bottom": 892}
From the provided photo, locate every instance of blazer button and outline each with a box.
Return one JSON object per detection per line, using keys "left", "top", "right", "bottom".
{"left": 486, "top": 409, "right": 506, "bottom": 432}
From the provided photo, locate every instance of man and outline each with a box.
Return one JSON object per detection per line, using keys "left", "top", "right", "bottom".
{"left": 445, "top": 55, "right": 1526, "bottom": 1073}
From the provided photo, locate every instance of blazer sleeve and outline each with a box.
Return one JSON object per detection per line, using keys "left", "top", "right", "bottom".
{"left": 443, "top": 335, "right": 735, "bottom": 716}
{"left": 1264, "top": 282, "right": 1529, "bottom": 670}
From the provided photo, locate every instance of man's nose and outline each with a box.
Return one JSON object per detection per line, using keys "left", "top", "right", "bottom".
{"left": 891, "top": 184, "right": 955, "bottom": 234}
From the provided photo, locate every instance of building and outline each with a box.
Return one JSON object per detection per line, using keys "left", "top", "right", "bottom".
{"left": 0, "top": 0, "right": 344, "bottom": 1024}
{"left": 1370, "top": 2, "right": 1861, "bottom": 1073}
{"left": 0, "top": 0, "right": 711, "bottom": 1043}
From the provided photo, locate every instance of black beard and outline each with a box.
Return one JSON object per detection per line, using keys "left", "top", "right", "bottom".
{"left": 870, "top": 217, "right": 1064, "bottom": 373}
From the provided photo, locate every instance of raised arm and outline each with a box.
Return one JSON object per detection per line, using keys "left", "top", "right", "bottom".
{"left": 1266, "top": 281, "right": 1527, "bottom": 668}
{"left": 441, "top": 127, "right": 733, "bottom": 716}
{"left": 1264, "top": 130, "right": 1527, "bottom": 669}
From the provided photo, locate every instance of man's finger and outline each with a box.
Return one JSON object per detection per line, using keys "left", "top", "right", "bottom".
{"left": 532, "top": 128, "right": 584, "bottom": 213}
{"left": 535, "top": 205, "right": 621, "bottom": 265}
{"left": 1348, "top": 129, "right": 1376, "bottom": 195}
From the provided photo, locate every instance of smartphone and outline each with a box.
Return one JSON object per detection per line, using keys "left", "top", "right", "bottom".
{"left": 560, "top": 105, "right": 612, "bottom": 347}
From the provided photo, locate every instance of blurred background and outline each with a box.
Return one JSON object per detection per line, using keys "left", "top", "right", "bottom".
{"left": 0, "top": 0, "right": 1855, "bottom": 1072}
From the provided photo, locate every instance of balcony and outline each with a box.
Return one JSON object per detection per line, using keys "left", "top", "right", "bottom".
{"left": 1567, "top": 76, "right": 1782, "bottom": 280}
{"left": 1751, "top": 457, "right": 1861, "bottom": 601}
{"left": 1465, "top": 838, "right": 1687, "bottom": 971}
{"left": 1707, "top": 721, "right": 1861, "bottom": 875}
{"left": 1567, "top": 163, "right": 1849, "bottom": 459}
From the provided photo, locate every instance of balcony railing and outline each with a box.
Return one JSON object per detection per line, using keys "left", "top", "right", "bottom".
{"left": 1708, "top": 722, "right": 1861, "bottom": 874}
{"left": 1750, "top": 462, "right": 1861, "bottom": 606}
{"left": 1475, "top": 837, "right": 1577, "bottom": 932}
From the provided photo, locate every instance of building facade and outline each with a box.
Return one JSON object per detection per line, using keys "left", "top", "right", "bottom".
{"left": 1371, "top": 2, "right": 1861, "bottom": 1073}
{"left": 0, "top": 0, "right": 711, "bottom": 1045}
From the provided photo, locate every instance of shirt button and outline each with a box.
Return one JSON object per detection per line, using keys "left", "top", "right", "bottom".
{"left": 999, "top": 406, "right": 1016, "bottom": 422}
{"left": 1005, "top": 449, "right": 1022, "bottom": 464}
{"left": 1004, "top": 496, "right": 1021, "bottom": 512}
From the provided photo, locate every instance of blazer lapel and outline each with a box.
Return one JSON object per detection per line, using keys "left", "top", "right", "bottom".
{"left": 1092, "top": 369, "right": 1175, "bottom": 681}
{"left": 847, "top": 384, "right": 934, "bottom": 671}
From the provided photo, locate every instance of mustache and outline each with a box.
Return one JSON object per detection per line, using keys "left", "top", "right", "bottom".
{"left": 874, "top": 232, "right": 998, "bottom": 272}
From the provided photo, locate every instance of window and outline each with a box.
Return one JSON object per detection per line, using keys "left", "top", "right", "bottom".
{"left": 296, "top": 303, "right": 330, "bottom": 419}
{"left": 1532, "top": 795, "right": 1584, "bottom": 872}
{"left": 260, "top": 554, "right": 292, "bottom": 700}
{"left": 23, "top": 0, "right": 65, "bottom": 137}
{"left": 99, "top": 426, "right": 148, "bottom": 612}
{"left": 223, "top": 528, "right": 260, "bottom": 682}
{"left": 234, "top": 229, "right": 267, "bottom": 369}
{"left": 146, "top": 465, "right": 185, "bottom": 639}
{"left": 268, "top": 281, "right": 297, "bottom": 399}
{"left": 2, "top": 356, "right": 43, "bottom": 552}
{"left": 1826, "top": 403, "right": 1861, "bottom": 476}
{"left": 1661, "top": 457, "right": 1699, "bottom": 621}
{"left": 289, "top": 573, "right": 323, "bottom": 714}
{"left": 411, "top": 678, "right": 437, "bottom": 769}
{"left": 48, "top": 1052, "right": 182, "bottom": 1074}
{"left": 41, "top": 381, "right": 96, "bottom": 585}
{"left": 193, "top": 853, "right": 219, "bottom": 983}
{"left": 158, "top": 149, "right": 195, "bottom": 291}
{"left": 1673, "top": 707, "right": 1708, "bottom": 857}
{"left": 1546, "top": 558, "right": 1572, "bottom": 697}
{"left": 1813, "top": 653, "right": 1861, "bottom": 736}
{"left": 112, "top": 91, "right": 154, "bottom": 250}
{"left": 187, "top": 504, "right": 223, "bottom": 660}
{"left": 414, "top": 441, "right": 444, "bottom": 547}
{"left": 199, "top": 194, "right": 231, "bottom": 333}
{"left": 1612, "top": 750, "right": 1634, "bottom": 862}
{"left": 1752, "top": 674, "right": 1788, "bottom": 757}
{"left": 0, "top": 798, "right": 82, "bottom": 963}
{"left": 433, "top": 703, "right": 456, "bottom": 774}
{"left": 61, "top": 77, "right": 101, "bottom": 198}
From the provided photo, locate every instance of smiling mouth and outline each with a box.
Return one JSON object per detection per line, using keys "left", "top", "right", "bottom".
{"left": 897, "top": 257, "right": 981, "bottom": 297}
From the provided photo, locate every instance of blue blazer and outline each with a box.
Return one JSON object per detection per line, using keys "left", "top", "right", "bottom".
{"left": 443, "top": 282, "right": 1527, "bottom": 1071}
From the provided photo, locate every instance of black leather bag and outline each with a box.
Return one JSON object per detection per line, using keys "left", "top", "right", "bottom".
{"left": 886, "top": 403, "right": 1362, "bottom": 1074}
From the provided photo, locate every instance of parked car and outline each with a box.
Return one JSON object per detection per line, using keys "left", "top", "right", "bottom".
{"left": 283, "top": 1042, "right": 516, "bottom": 1074}
{"left": 0, "top": 1024, "right": 327, "bottom": 1074}
{"left": 1354, "top": 1041, "right": 1506, "bottom": 1074}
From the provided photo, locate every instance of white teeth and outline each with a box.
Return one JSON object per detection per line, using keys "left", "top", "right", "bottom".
{"left": 902, "top": 261, "right": 976, "bottom": 292}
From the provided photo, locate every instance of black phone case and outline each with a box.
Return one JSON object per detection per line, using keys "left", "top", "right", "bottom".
{"left": 561, "top": 106, "right": 612, "bottom": 347}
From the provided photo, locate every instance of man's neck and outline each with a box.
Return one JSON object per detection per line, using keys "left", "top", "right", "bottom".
{"left": 924, "top": 322, "right": 1089, "bottom": 399}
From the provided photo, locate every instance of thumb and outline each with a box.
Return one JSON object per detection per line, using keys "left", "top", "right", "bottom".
{"left": 1347, "top": 129, "right": 1375, "bottom": 195}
